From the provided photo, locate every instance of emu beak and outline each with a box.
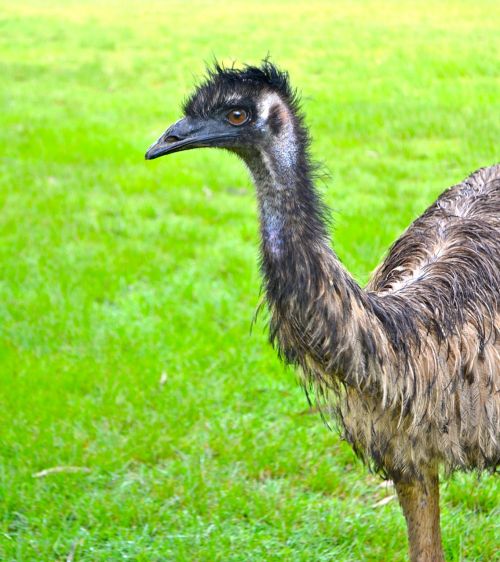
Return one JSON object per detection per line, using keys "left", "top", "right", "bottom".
{"left": 145, "top": 117, "right": 235, "bottom": 160}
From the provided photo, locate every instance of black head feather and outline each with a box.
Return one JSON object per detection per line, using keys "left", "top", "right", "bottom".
{"left": 183, "top": 59, "right": 300, "bottom": 118}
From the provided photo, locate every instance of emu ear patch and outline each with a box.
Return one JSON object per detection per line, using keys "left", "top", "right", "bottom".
{"left": 268, "top": 103, "right": 285, "bottom": 135}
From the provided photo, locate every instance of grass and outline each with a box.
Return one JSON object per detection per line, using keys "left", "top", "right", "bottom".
{"left": 0, "top": 0, "right": 499, "bottom": 560}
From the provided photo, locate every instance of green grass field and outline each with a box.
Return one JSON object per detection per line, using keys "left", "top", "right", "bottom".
{"left": 0, "top": 1, "right": 499, "bottom": 560}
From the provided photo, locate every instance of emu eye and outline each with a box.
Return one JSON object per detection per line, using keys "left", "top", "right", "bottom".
{"left": 226, "top": 108, "right": 249, "bottom": 126}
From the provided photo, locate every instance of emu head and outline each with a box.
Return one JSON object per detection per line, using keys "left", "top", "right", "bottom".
{"left": 145, "top": 61, "right": 302, "bottom": 162}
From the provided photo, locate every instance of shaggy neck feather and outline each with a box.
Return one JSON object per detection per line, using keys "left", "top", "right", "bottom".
{"left": 241, "top": 123, "right": 382, "bottom": 388}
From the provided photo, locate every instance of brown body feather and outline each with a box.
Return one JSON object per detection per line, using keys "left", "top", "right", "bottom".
{"left": 346, "top": 165, "right": 499, "bottom": 478}
{"left": 268, "top": 164, "right": 500, "bottom": 480}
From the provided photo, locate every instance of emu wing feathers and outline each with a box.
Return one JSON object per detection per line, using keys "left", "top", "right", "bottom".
{"left": 362, "top": 165, "right": 500, "bottom": 473}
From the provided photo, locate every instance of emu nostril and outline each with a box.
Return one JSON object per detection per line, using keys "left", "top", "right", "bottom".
{"left": 165, "top": 135, "right": 180, "bottom": 143}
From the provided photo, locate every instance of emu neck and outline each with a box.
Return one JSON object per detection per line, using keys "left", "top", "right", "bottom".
{"left": 244, "top": 135, "right": 341, "bottom": 302}
{"left": 244, "top": 134, "right": 330, "bottom": 267}
{"left": 240, "top": 115, "right": 377, "bottom": 386}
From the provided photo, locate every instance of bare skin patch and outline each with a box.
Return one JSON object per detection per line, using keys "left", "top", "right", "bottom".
{"left": 268, "top": 103, "right": 285, "bottom": 135}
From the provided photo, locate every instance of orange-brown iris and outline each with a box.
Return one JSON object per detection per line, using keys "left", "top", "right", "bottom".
{"left": 226, "top": 109, "right": 248, "bottom": 126}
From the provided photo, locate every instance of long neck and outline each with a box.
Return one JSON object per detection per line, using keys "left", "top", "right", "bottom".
{"left": 241, "top": 108, "right": 385, "bottom": 389}
{"left": 249, "top": 133, "right": 331, "bottom": 273}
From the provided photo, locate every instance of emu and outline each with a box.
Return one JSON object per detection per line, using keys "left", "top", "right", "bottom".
{"left": 146, "top": 62, "right": 499, "bottom": 561}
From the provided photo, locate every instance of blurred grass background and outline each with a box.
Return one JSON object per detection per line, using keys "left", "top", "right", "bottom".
{"left": 0, "top": 0, "right": 499, "bottom": 560}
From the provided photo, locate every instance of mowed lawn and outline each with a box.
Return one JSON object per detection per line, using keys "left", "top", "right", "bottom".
{"left": 0, "top": 1, "right": 499, "bottom": 560}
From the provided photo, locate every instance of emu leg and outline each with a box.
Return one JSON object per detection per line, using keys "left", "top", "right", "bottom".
{"left": 394, "top": 469, "right": 444, "bottom": 562}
